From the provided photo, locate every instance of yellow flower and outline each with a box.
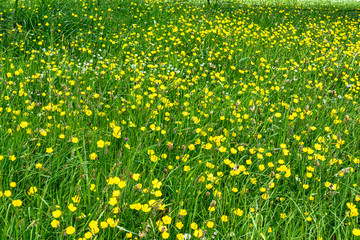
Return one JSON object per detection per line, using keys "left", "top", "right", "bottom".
{"left": 72, "top": 195, "right": 81, "bottom": 203}
{"left": 97, "top": 140, "right": 105, "bottom": 148}
{"left": 108, "top": 218, "right": 118, "bottom": 227}
{"left": 162, "top": 215, "right": 172, "bottom": 224}
{"left": 262, "top": 193, "right": 269, "bottom": 200}
{"left": 51, "top": 219, "right": 59, "bottom": 228}
{"left": 179, "top": 209, "right": 187, "bottom": 216}
{"left": 46, "top": 147, "right": 53, "bottom": 154}
{"left": 66, "top": 226, "right": 75, "bottom": 235}
{"left": 118, "top": 180, "right": 126, "bottom": 189}
{"left": 113, "top": 207, "right": 120, "bottom": 214}
{"left": 230, "top": 148, "right": 237, "bottom": 154}
{"left": 259, "top": 164, "right": 265, "bottom": 171}
{"left": 28, "top": 186, "right": 38, "bottom": 195}
{"left": 39, "top": 129, "right": 47, "bottom": 136}
{"left": 9, "top": 155, "right": 16, "bottom": 161}
{"left": 204, "top": 143, "right": 212, "bottom": 150}
{"left": 206, "top": 221, "right": 214, "bottom": 228}
{"left": 108, "top": 197, "right": 118, "bottom": 206}
{"left": 141, "top": 204, "right": 151, "bottom": 212}
{"left": 219, "top": 146, "right": 227, "bottom": 153}
{"left": 150, "top": 155, "right": 159, "bottom": 162}
{"left": 234, "top": 208, "right": 243, "bottom": 216}
{"left": 68, "top": 203, "right": 77, "bottom": 212}
{"left": 182, "top": 111, "right": 189, "bottom": 117}
{"left": 194, "top": 229, "right": 203, "bottom": 238}
{"left": 132, "top": 173, "right": 140, "bottom": 181}
{"left": 190, "top": 222, "right": 198, "bottom": 230}
{"left": 4, "top": 190, "right": 11, "bottom": 197}
{"left": 221, "top": 215, "right": 228, "bottom": 222}
{"left": 89, "top": 153, "right": 98, "bottom": 160}
{"left": 12, "top": 199, "right": 22, "bottom": 207}
{"left": 353, "top": 228, "right": 360, "bottom": 236}
{"left": 52, "top": 210, "right": 62, "bottom": 218}
{"left": 152, "top": 179, "right": 162, "bottom": 189}
{"left": 89, "top": 220, "right": 98, "bottom": 229}
{"left": 113, "top": 190, "right": 120, "bottom": 197}
{"left": 85, "top": 110, "right": 92, "bottom": 116}
{"left": 72, "top": 137, "right": 79, "bottom": 143}
{"left": 100, "top": 221, "right": 108, "bottom": 229}
{"left": 112, "top": 126, "right": 121, "bottom": 138}
{"left": 84, "top": 231, "right": 93, "bottom": 238}
{"left": 10, "top": 182, "right": 16, "bottom": 188}
{"left": 162, "top": 231, "right": 170, "bottom": 239}
{"left": 177, "top": 234, "right": 184, "bottom": 240}
{"left": 20, "top": 121, "right": 29, "bottom": 128}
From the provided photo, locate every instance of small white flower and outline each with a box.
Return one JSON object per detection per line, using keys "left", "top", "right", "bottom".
{"left": 183, "top": 233, "right": 192, "bottom": 240}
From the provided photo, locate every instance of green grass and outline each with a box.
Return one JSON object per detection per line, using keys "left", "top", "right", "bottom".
{"left": 1, "top": 0, "right": 360, "bottom": 239}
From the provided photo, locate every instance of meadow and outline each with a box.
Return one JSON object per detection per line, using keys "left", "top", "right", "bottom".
{"left": 1, "top": 0, "right": 360, "bottom": 239}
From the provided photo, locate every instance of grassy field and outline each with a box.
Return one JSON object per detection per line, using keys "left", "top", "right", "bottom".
{"left": 1, "top": 0, "right": 360, "bottom": 239}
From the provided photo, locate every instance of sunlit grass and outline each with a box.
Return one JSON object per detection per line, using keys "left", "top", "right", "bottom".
{"left": 0, "top": 0, "right": 360, "bottom": 239}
